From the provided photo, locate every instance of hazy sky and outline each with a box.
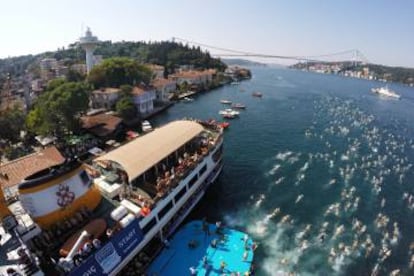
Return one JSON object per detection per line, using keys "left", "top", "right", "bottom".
{"left": 1, "top": 0, "right": 413, "bottom": 67}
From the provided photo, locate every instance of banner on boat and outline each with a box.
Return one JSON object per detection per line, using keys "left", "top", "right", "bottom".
{"left": 69, "top": 218, "right": 144, "bottom": 276}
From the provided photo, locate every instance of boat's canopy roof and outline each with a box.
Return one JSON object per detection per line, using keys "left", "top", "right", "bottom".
{"left": 95, "top": 120, "right": 204, "bottom": 181}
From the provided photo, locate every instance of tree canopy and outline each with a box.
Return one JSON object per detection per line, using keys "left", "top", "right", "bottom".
{"left": 26, "top": 82, "right": 90, "bottom": 136}
{"left": 116, "top": 96, "right": 136, "bottom": 121}
{"left": 87, "top": 57, "right": 152, "bottom": 88}
{"left": 0, "top": 106, "right": 25, "bottom": 143}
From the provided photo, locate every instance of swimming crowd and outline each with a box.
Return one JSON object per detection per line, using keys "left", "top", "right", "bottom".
{"left": 246, "top": 97, "right": 414, "bottom": 275}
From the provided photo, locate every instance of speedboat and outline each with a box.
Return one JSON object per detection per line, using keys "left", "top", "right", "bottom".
{"left": 371, "top": 86, "right": 400, "bottom": 99}
{"left": 220, "top": 99, "right": 232, "bottom": 104}
{"left": 231, "top": 103, "right": 246, "bottom": 109}
{"left": 142, "top": 120, "right": 153, "bottom": 132}
{"left": 252, "top": 92, "right": 263, "bottom": 97}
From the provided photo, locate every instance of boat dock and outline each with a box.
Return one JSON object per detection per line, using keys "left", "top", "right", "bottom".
{"left": 146, "top": 220, "right": 255, "bottom": 276}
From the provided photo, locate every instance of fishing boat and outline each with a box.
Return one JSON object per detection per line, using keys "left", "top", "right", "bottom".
{"left": 0, "top": 120, "right": 224, "bottom": 275}
{"left": 141, "top": 120, "right": 153, "bottom": 133}
{"left": 252, "top": 92, "right": 263, "bottom": 98}
{"left": 220, "top": 100, "right": 232, "bottom": 105}
{"left": 371, "top": 86, "right": 401, "bottom": 99}
{"left": 231, "top": 103, "right": 246, "bottom": 109}
{"left": 146, "top": 220, "right": 255, "bottom": 276}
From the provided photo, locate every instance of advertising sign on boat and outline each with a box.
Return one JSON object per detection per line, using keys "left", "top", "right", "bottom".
{"left": 69, "top": 218, "right": 144, "bottom": 276}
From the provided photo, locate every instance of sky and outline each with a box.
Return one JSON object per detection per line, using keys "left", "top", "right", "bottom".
{"left": 0, "top": 0, "right": 413, "bottom": 67}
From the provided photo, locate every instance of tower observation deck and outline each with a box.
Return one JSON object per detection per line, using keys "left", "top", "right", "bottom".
{"left": 79, "top": 27, "right": 100, "bottom": 73}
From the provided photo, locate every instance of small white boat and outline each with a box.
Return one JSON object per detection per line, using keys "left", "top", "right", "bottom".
{"left": 142, "top": 120, "right": 153, "bottom": 132}
{"left": 182, "top": 97, "right": 194, "bottom": 102}
{"left": 231, "top": 103, "right": 246, "bottom": 109}
{"left": 219, "top": 109, "right": 240, "bottom": 118}
{"left": 371, "top": 86, "right": 400, "bottom": 99}
{"left": 220, "top": 99, "right": 232, "bottom": 104}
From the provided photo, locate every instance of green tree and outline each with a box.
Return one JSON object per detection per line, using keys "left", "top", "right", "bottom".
{"left": 87, "top": 57, "right": 152, "bottom": 88}
{"left": 26, "top": 82, "right": 90, "bottom": 136}
{"left": 120, "top": 84, "right": 133, "bottom": 97}
{"left": 116, "top": 96, "right": 136, "bottom": 120}
{"left": 0, "top": 106, "right": 25, "bottom": 143}
{"left": 67, "top": 69, "right": 86, "bottom": 82}
{"left": 46, "top": 78, "right": 66, "bottom": 92}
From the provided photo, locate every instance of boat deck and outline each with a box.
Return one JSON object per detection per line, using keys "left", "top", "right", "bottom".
{"left": 146, "top": 220, "right": 254, "bottom": 276}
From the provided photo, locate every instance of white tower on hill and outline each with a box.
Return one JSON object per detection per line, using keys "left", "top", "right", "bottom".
{"left": 79, "top": 27, "right": 100, "bottom": 73}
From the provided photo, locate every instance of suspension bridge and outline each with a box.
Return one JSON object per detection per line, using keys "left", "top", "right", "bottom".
{"left": 172, "top": 36, "right": 369, "bottom": 64}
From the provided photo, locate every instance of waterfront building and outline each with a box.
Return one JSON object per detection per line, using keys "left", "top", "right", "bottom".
{"left": 168, "top": 69, "right": 216, "bottom": 88}
{"left": 90, "top": 87, "right": 121, "bottom": 110}
{"left": 131, "top": 86, "right": 156, "bottom": 115}
{"left": 151, "top": 78, "right": 176, "bottom": 103}
{"left": 146, "top": 64, "right": 165, "bottom": 79}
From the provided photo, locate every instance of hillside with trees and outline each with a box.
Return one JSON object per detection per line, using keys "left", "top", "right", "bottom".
{"left": 0, "top": 41, "right": 227, "bottom": 88}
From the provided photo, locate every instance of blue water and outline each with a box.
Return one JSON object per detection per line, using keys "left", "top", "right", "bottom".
{"left": 152, "top": 67, "right": 414, "bottom": 275}
{"left": 147, "top": 221, "right": 254, "bottom": 275}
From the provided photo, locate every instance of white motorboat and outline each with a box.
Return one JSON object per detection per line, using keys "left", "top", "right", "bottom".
{"left": 219, "top": 108, "right": 240, "bottom": 116}
{"left": 371, "top": 86, "right": 401, "bottom": 99}
{"left": 220, "top": 100, "right": 232, "bottom": 104}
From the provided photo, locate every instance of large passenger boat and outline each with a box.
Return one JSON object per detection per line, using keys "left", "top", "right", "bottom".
{"left": 0, "top": 120, "right": 224, "bottom": 275}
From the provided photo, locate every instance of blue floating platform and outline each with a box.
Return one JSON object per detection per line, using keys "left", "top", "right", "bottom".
{"left": 146, "top": 220, "right": 254, "bottom": 275}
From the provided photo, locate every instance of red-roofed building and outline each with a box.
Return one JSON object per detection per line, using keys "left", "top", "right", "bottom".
{"left": 80, "top": 113, "right": 123, "bottom": 138}
{"left": 0, "top": 146, "right": 65, "bottom": 198}
{"left": 168, "top": 69, "right": 216, "bottom": 87}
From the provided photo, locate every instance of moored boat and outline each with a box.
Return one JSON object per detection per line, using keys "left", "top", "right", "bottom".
{"left": 219, "top": 109, "right": 240, "bottom": 119}
{"left": 182, "top": 97, "right": 194, "bottom": 103}
{"left": 146, "top": 220, "right": 255, "bottom": 276}
{"left": 252, "top": 92, "right": 262, "bottom": 98}
{"left": 231, "top": 103, "right": 246, "bottom": 109}
{"left": 220, "top": 100, "right": 232, "bottom": 105}
{"left": 141, "top": 120, "right": 153, "bottom": 132}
